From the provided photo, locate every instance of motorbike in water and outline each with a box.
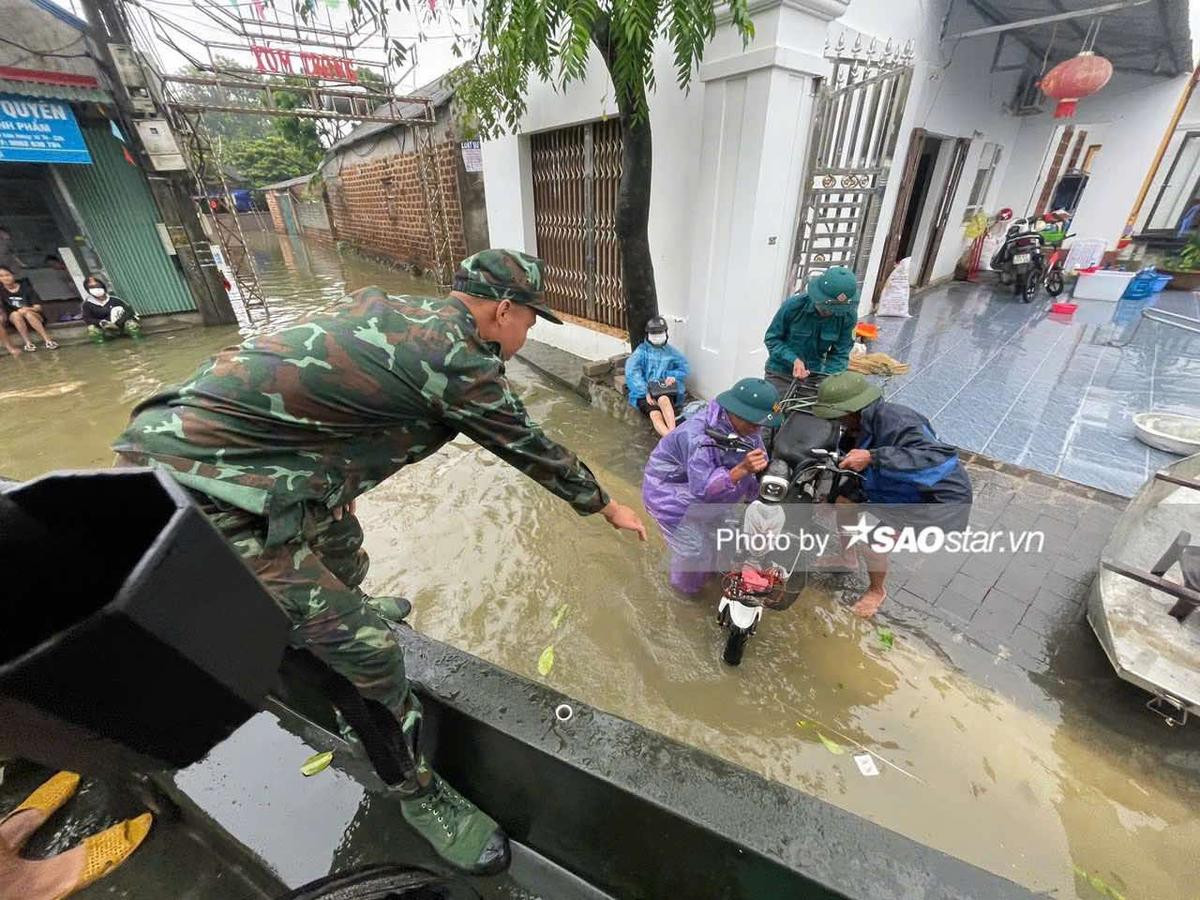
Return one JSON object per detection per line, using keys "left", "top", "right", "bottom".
{"left": 990, "top": 218, "right": 1046, "bottom": 303}
{"left": 713, "top": 378, "right": 863, "bottom": 665}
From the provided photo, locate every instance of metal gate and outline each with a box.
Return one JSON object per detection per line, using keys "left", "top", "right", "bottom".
{"left": 531, "top": 120, "right": 625, "bottom": 331}
{"left": 790, "top": 37, "right": 914, "bottom": 290}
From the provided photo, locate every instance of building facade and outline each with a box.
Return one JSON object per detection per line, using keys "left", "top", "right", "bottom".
{"left": 0, "top": 0, "right": 228, "bottom": 330}
{"left": 320, "top": 78, "right": 490, "bottom": 275}
{"left": 480, "top": 0, "right": 1193, "bottom": 398}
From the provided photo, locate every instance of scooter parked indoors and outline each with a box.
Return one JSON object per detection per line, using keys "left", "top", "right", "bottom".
{"left": 990, "top": 217, "right": 1046, "bottom": 303}
{"left": 714, "top": 377, "right": 864, "bottom": 665}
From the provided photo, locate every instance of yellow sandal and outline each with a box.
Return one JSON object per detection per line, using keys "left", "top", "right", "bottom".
{"left": 3, "top": 771, "right": 80, "bottom": 824}
{"left": 59, "top": 812, "right": 153, "bottom": 899}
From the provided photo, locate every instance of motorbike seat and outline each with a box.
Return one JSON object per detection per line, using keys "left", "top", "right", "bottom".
{"left": 772, "top": 412, "right": 839, "bottom": 466}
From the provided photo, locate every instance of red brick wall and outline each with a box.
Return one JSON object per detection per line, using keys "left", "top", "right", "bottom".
{"left": 264, "top": 191, "right": 287, "bottom": 234}
{"left": 326, "top": 141, "right": 467, "bottom": 274}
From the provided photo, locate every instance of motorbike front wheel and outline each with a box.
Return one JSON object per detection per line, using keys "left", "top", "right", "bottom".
{"left": 723, "top": 627, "right": 751, "bottom": 666}
{"left": 1021, "top": 271, "right": 1039, "bottom": 303}
{"left": 1045, "top": 268, "right": 1064, "bottom": 297}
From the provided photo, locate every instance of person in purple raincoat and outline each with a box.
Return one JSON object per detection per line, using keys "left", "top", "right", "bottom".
{"left": 642, "top": 377, "right": 782, "bottom": 594}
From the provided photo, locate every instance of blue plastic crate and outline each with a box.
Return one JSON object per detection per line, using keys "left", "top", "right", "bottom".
{"left": 1122, "top": 271, "right": 1159, "bottom": 300}
{"left": 1151, "top": 274, "right": 1173, "bottom": 292}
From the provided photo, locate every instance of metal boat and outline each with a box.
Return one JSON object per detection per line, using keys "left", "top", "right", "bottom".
{"left": 1088, "top": 452, "right": 1200, "bottom": 726}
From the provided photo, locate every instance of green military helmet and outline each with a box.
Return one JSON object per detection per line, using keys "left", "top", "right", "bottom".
{"left": 808, "top": 266, "right": 860, "bottom": 317}
{"left": 716, "top": 377, "right": 781, "bottom": 428}
{"left": 810, "top": 371, "right": 882, "bottom": 419}
{"left": 453, "top": 249, "right": 563, "bottom": 324}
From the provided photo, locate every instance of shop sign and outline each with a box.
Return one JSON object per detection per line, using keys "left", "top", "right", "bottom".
{"left": 0, "top": 93, "right": 90, "bottom": 165}
{"left": 251, "top": 46, "right": 357, "bottom": 82}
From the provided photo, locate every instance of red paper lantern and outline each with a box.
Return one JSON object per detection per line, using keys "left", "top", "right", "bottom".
{"left": 1039, "top": 51, "right": 1114, "bottom": 118}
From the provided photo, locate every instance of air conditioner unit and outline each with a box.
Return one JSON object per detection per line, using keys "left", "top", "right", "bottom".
{"left": 1008, "top": 70, "right": 1046, "bottom": 117}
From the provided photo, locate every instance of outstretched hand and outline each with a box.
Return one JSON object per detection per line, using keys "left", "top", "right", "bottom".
{"left": 601, "top": 500, "right": 647, "bottom": 541}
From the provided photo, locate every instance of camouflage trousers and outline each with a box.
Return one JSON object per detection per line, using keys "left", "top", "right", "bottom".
{"left": 195, "top": 495, "right": 411, "bottom": 720}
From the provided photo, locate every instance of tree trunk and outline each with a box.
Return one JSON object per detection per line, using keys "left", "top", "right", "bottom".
{"left": 591, "top": 15, "right": 659, "bottom": 347}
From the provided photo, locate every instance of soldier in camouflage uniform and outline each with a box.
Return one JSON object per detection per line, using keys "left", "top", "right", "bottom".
{"left": 113, "top": 249, "right": 646, "bottom": 875}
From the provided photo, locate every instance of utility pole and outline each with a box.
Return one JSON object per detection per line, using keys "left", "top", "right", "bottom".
{"left": 79, "top": 0, "right": 237, "bottom": 325}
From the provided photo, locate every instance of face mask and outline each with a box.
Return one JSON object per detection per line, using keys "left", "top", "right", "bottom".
{"left": 88, "top": 287, "right": 106, "bottom": 298}
{"left": 647, "top": 333, "right": 667, "bottom": 347}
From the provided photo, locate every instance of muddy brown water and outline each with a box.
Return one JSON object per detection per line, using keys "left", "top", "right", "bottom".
{"left": 1, "top": 233, "right": 1196, "bottom": 900}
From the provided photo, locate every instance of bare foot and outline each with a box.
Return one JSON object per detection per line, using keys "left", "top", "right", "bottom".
{"left": 851, "top": 587, "right": 886, "bottom": 618}
{"left": 5, "top": 345, "right": 19, "bottom": 356}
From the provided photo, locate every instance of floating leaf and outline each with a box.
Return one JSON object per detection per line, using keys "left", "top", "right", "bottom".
{"left": 537, "top": 645, "right": 555, "bottom": 677}
{"left": 816, "top": 731, "right": 845, "bottom": 755}
{"left": 877, "top": 627, "right": 895, "bottom": 650}
{"left": 1072, "top": 867, "right": 1127, "bottom": 900}
{"left": 300, "top": 750, "right": 333, "bottom": 777}
{"left": 551, "top": 603, "right": 569, "bottom": 630}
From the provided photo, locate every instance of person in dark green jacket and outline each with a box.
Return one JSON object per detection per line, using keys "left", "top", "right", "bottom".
{"left": 763, "top": 266, "right": 860, "bottom": 395}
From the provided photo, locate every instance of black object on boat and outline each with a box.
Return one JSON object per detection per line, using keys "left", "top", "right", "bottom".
{"left": 0, "top": 468, "right": 291, "bottom": 774}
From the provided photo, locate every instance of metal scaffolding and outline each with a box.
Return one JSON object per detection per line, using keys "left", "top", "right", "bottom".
{"left": 119, "top": 0, "right": 460, "bottom": 318}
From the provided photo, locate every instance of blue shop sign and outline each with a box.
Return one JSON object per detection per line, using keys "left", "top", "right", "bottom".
{"left": 0, "top": 93, "right": 91, "bottom": 165}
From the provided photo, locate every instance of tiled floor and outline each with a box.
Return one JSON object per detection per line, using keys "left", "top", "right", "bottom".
{"left": 868, "top": 281, "right": 1200, "bottom": 497}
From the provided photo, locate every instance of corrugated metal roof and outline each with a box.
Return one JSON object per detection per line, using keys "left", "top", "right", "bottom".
{"left": 961, "top": 0, "right": 1193, "bottom": 78}
{"left": 260, "top": 173, "right": 314, "bottom": 191}
{"left": 327, "top": 72, "right": 455, "bottom": 155}
{"left": 0, "top": 79, "right": 111, "bottom": 103}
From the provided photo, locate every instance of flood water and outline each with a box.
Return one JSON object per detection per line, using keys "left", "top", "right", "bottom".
{"left": 2, "top": 232, "right": 1197, "bottom": 900}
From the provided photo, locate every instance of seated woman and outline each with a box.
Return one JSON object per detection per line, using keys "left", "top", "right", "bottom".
{"left": 762, "top": 265, "right": 859, "bottom": 396}
{"left": 0, "top": 265, "right": 58, "bottom": 353}
{"left": 81, "top": 275, "right": 141, "bottom": 341}
{"left": 625, "top": 316, "right": 689, "bottom": 437}
{"left": 642, "top": 377, "right": 780, "bottom": 594}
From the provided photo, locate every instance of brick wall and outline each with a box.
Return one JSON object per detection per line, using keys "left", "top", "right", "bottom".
{"left": 264, "top": 191, "right": 287, "bottom": 234}
{"left": 326, "top": 141, "right": 467, "bottom": 274}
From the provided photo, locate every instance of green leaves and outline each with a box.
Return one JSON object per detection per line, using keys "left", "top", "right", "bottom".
{"left": 876, "top": 627, "right": 894, "bottom": 650}
{"left": 537, "top": 645, "right": 556, "bottom": 676}
{"left": 551, "top": 603, "right": 569, "bottom": 630}
{"left": 300, "top": 750, "right": 334, "bottom": 776}
{"left": 441, "top": 0, "right": 756, "bottom": 137}
{"left": 796, "top": 720, "right": 845, "bottom": 755}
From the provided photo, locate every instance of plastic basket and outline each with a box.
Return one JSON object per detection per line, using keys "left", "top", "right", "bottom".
{"left": 1121, "top": 272, "right": 1158, "bottom": 300}
{"left": 1050, "top": 302, "right": 1078, "bottom": 315}
{"left": 1151, "top": 274, "right": 1173, "bottom": 292}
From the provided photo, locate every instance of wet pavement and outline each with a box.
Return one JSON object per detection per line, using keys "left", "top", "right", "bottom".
{"left": 3, "top": 233, "right": 1199, "bottom": 900}
{"left": 869, "top": 281, "right": 1200, "bottom": 497}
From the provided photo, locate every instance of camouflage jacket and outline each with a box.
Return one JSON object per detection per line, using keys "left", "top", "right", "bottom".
{"left": 113, "top": 288, "right": 610, "bottom": 545}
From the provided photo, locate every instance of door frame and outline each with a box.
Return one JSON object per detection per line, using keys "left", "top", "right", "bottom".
{"left": 915, "top": 136, "right": 971, "bottom": 287}
{"left": 873, "top": 127, "right": 928, "bottom": 305}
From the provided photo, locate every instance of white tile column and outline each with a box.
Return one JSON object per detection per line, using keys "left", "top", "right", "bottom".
{"left": 684, "top": 0, "right": 849, "bottom": 399}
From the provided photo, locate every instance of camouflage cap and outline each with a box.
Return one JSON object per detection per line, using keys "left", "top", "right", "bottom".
{"left": 453, "top": 249, "right": 563, "bottom": 324}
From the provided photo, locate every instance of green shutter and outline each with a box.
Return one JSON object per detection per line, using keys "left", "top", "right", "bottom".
{"left": 55, "top": 124, "right": 195, "bottom": 315}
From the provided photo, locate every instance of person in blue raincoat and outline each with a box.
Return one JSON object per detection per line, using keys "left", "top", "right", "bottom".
{"left": 763, "top": 266, "right": 860, "bottom": 397}
{"left": 625, "top": 316, "right": 690, "bottom": 437}
{"left": 810, "top": 372, "right": 973, "bottom": 618}
{"left": 642, "top": 378, "right": 780, "bottom": 594}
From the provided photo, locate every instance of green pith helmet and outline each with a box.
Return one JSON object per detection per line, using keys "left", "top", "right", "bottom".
{"left": 810, "top": 371, "right": 882, "bottom": 419}
{"left": 453, "top": 249, "right": 563, "bottom": 324}
{"left": 808, "top": 266, "right": 860, "bottom": 316}
{"left": 715, "top": 377, "right": 781, "bottom": 428}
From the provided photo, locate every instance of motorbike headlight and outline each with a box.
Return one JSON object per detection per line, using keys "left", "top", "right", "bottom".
{"left": 759, "top": 472, "right": 788, "bottom": 502}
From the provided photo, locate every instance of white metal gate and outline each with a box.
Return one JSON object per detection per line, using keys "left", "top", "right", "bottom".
{"left": 790, "top": 37, "right": 914, "bottom": 290}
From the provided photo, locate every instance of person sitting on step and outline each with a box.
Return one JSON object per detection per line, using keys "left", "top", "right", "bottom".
{"left": 625, "top": 316, "right": 690, "bottom": 437}
{"left": 81, "top": 275, "right": 141, "bottom": 341}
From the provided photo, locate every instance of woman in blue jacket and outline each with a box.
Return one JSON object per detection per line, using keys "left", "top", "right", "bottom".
{"left": 625, "top": 316, "right": 690, "bottom": 437}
